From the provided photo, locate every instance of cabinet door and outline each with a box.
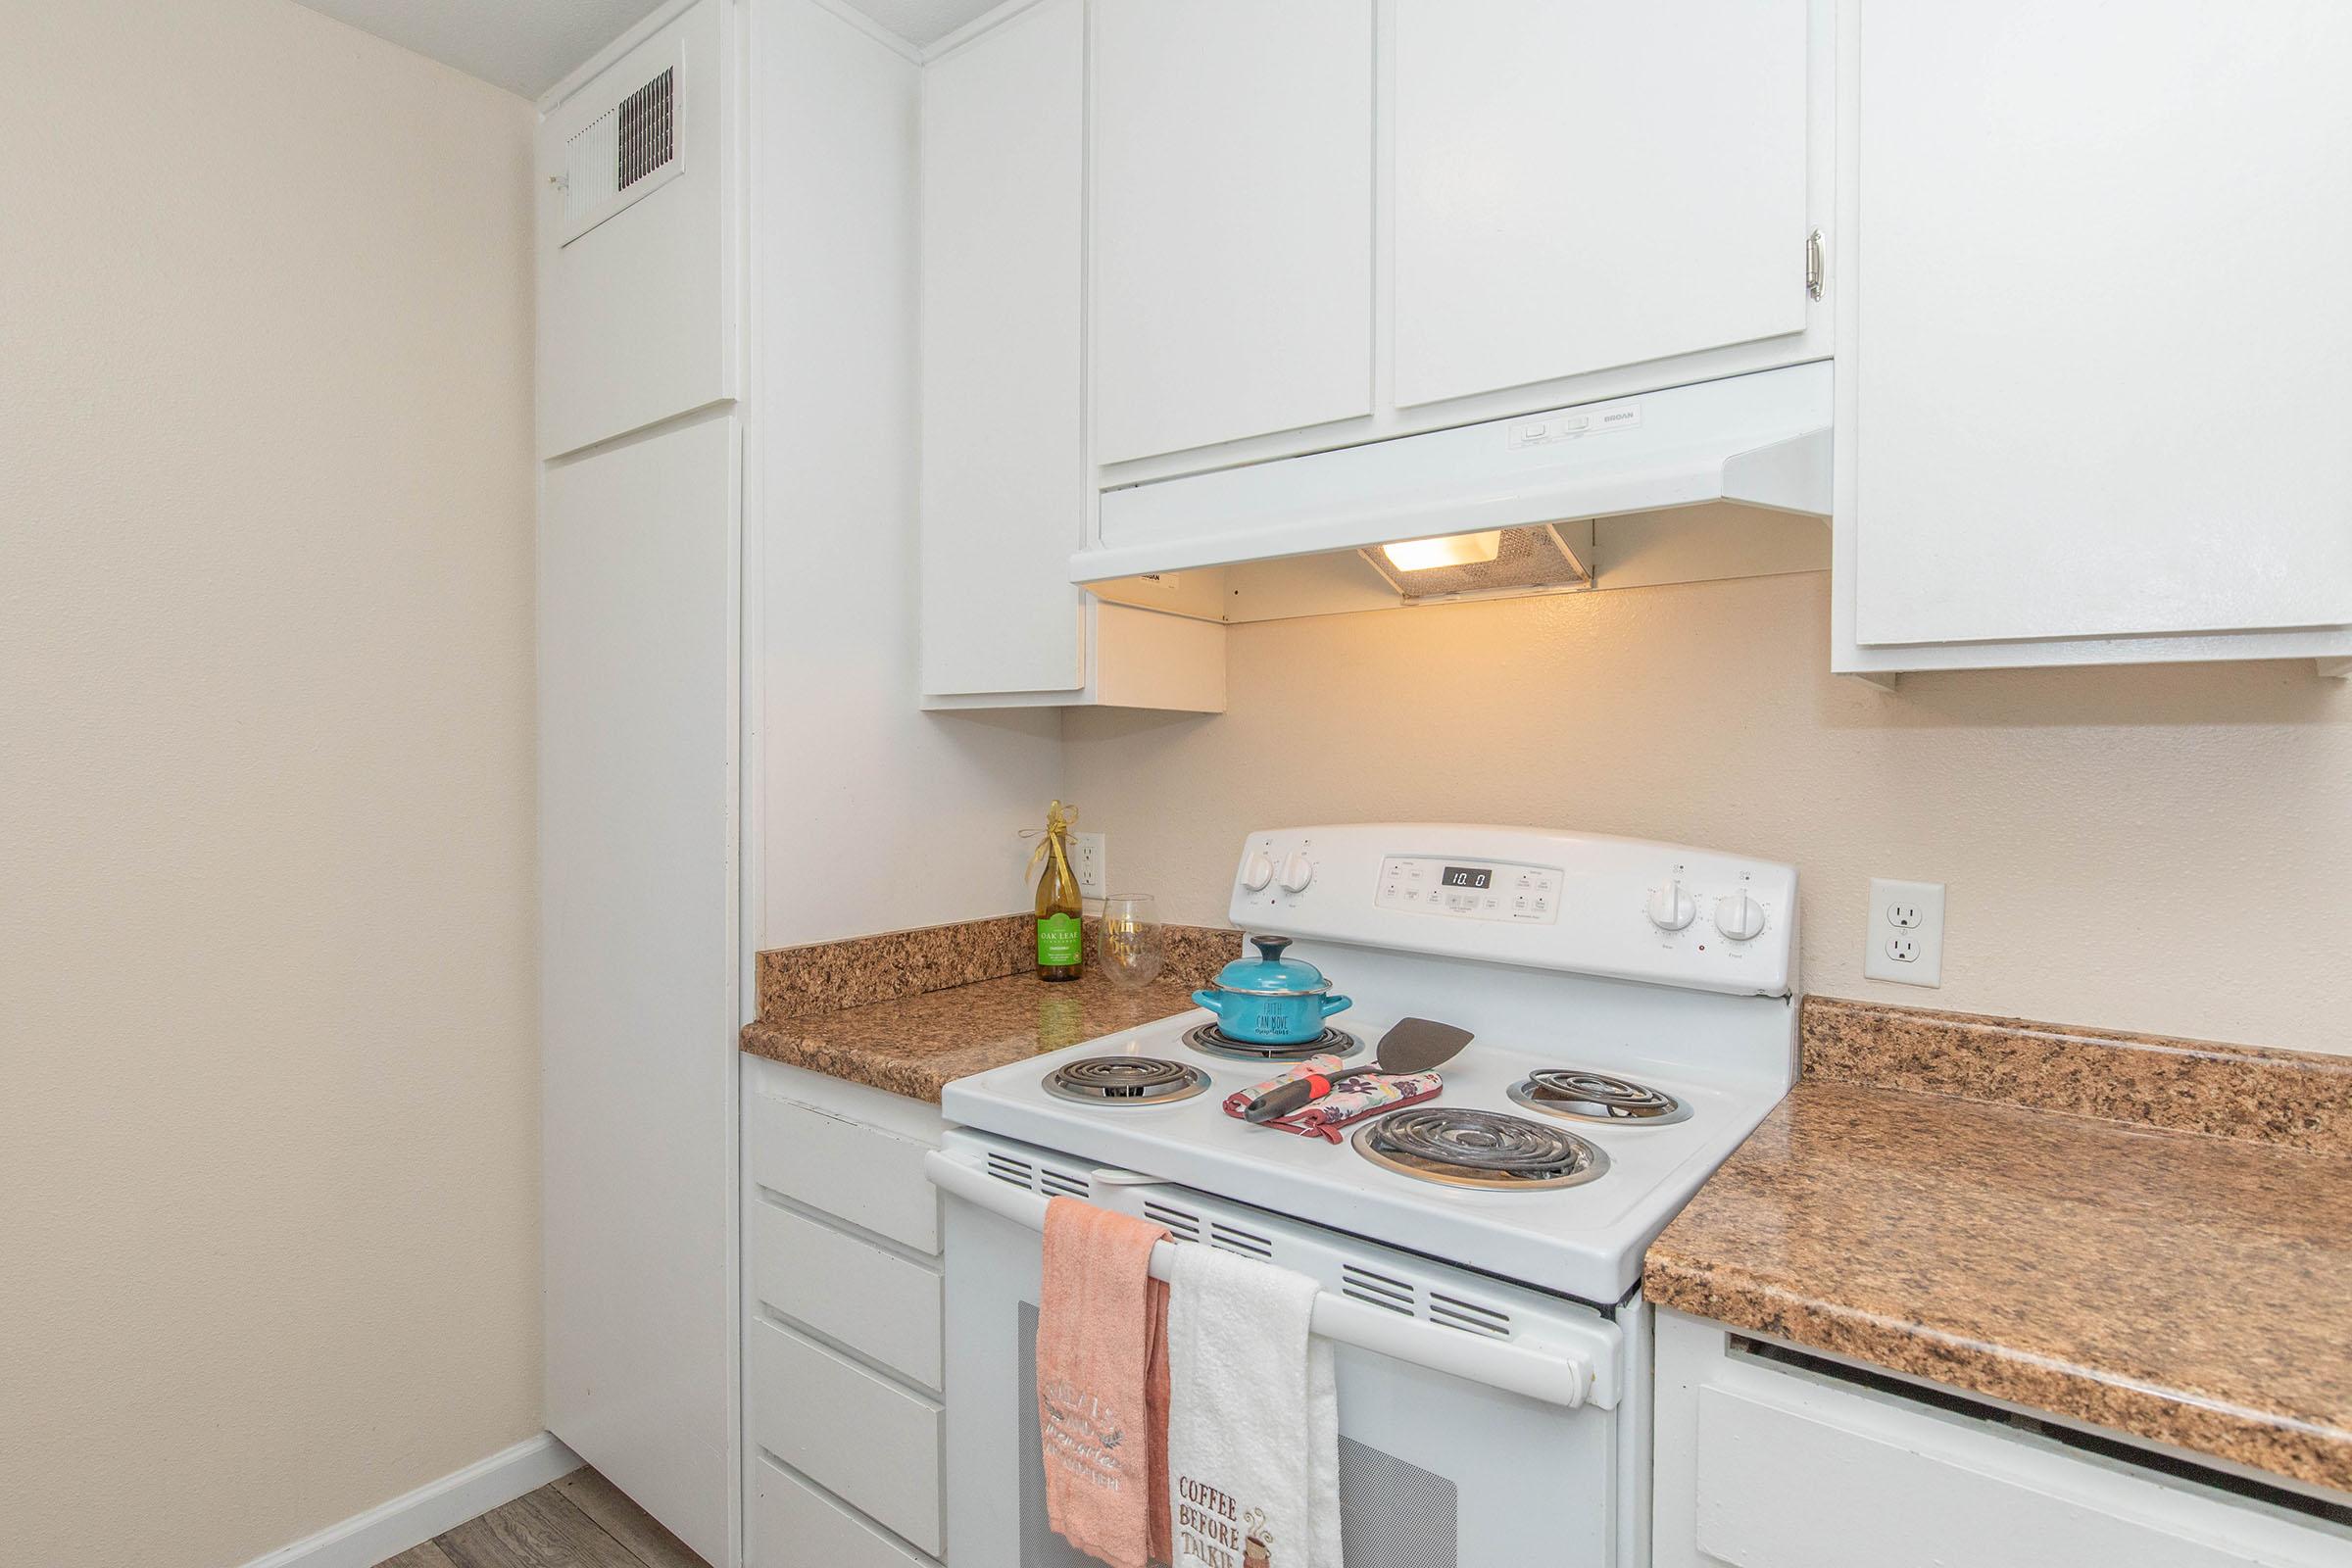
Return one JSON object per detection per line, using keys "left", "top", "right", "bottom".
{"left": 1092, "top": 0, "right": 1374, "bottom": 463}
{"left": 920, "top": 0, "right": 1088, "bottom": 697}
{"left": 1393, "top": 0, "right": 1811, "bottom": 410}
{"left": 541, "top": 414, "right": 738, "bottom": 1565}
{"left": 536, "top": 0, "right": 736, "bottom": 459}
{"left": 1851, "top": 1, "right": 2352, "bottom": 646}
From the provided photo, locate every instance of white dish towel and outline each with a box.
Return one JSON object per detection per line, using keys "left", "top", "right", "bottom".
{"left": 1165, "top": 1243, "right": 1342, "bottom": 1568}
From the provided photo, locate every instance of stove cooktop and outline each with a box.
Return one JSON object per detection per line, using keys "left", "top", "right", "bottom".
{"left": 950, "top": 1004, "right": 1788, "bottom": 1304}
{"left": 947, "top": 823, "right": 1799, "bottom": 1301}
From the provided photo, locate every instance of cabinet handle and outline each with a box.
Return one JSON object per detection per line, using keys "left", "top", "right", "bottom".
{"left": 1805, "top": 229, "right": 1825, "bottom": 301}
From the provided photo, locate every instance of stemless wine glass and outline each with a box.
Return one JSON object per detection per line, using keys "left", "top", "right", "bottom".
{"left": 1100, "top": 894, "right": 1165, "bottom": 988}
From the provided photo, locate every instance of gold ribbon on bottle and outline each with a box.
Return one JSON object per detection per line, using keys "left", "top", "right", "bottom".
{"left": 1022, "top": 799, "right": 1078, "bottom": 891}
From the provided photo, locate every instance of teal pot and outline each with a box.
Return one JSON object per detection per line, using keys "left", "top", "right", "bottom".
{"left": 1191, "top": 935, "right": 1351, "bottom": 1044}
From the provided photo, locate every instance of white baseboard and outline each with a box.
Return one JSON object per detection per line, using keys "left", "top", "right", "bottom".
{"left": 236, "top": 1432, "right": 582, "bottom": 1568}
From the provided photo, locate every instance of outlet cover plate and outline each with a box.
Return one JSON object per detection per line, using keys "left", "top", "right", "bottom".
{"left": 1070, "top": 832, "right": 1106, "bottom": 901}
{"left": 1864, "top": 877, "right": 1944, "bottom": 987}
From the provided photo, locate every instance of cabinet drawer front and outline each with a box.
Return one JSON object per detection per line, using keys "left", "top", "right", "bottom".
{"left": 751, "top": 1454, "right": 932, "bottom": 1568}
{"left": 745, "top": 1091, "right": 940, "bottom": 1254}
{"left": 750, "top": 1199, "right": 943, "bottom": 1391}
{"left": 1695, "top": 1385, "right": 2275, "bottom": 1568}
{"left": 750, "top": 1316, "right": 943, "bottom": 1557}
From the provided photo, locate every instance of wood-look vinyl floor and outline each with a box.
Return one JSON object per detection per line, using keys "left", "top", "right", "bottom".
{"left": 375, "top": 1468, "right": 706, "bottom": 1568}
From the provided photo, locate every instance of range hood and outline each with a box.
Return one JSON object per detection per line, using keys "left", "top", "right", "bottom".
{"left": 1073, "top": 363, "right": 1832, "bottom": 613}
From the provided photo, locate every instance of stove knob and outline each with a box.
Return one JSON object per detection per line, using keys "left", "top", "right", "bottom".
{"left": 1241, "top": 852, "right": 1276, "bottom": 892}
{"left": 1646, "top": 879, "right": 1696, "bottom": 931}
{"left": 1278, "top": 852, "right": 1315, "bottom": 894}
{"left": 1714, "top": 891, "right": 1767, "bottom": 942}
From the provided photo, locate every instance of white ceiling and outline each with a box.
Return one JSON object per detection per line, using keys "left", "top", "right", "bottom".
{"left": 294, "top": 0, "right": 1009, "bottom": 99}
{"left": 843, "top": 0, "right": 1005, "bottom": 47}
{"left": 294, "top": 0, "right": 670, "bottom": 98}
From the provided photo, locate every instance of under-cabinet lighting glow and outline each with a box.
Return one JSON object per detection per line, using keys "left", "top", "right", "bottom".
{"left": 1380, "top": 530, "right": 1504, "bottom": 572}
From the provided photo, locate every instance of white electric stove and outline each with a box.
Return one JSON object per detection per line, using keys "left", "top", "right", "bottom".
{"left": 929, "top": 823, "right": 1798, "bottom": 1568}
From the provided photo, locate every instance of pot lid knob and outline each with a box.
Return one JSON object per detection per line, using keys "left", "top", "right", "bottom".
{"left": 1250, "top": 934, "right": 1292, "bottom": 961}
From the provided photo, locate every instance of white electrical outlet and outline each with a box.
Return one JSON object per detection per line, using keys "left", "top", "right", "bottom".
{"left": 1070, "top": 832, "right": 1106, "bottom": 901}
{"left": 1864, "top": 878, "right": 1944, "bottom": 986}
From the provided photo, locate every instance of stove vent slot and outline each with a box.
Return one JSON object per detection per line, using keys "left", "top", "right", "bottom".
{"left": 1143, "top": 1200, "right": 1203, "bottom": 1244}
{"left": 1341, "top": 1264, "right": 1417, "bottom": 1317}
{"left": 1429, "top": 1292, "right": 1514, "bottom": 1341}
{"left": 985, "top": 1152, "right": 1036, "bottom": 1190}
{"left": 1209, "top": 1220, "right": 1274, "bottom": 1260}
{"left": 1038, "top": 1166, "right": 1091, "bottom": 1200}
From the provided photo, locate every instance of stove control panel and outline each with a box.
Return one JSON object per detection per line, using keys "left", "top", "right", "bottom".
{"left": 1228, "top": 824, "right": 1798, "bottom": 999}
{"left": 1376, "top": 857, "right": 1562, "bottom": 923}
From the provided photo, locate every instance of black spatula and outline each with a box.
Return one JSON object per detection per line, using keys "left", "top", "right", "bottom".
{"left": 1241, "top": 1017, "right": 1475, "bottom": 1124}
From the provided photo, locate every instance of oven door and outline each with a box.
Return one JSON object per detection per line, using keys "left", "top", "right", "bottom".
{"left": 933, "top": 1131, "right": 1635, "bottom": 1568}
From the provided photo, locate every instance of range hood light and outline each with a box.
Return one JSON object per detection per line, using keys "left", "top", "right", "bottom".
{"left": 1380, "top": 530, "right": 1504, "bottom": 573}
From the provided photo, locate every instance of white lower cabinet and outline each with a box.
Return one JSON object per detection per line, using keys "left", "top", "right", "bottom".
{"left": 750, "top": 1201, "right": 943, "bottom": 1391}
{"left": 744, "top": 1086, "right": 942, "bottom": 1253}
{"left": 1653, "top": 1308, "right": 2351, "bottom": 1568}
{"left": 749, "top": 1319, "right": 944, "bottom": 1555}
{"left": 755, "top": 1455, "right": 933, "bottom": 1568}
{"left": 743, "top": 1056, "right": 949, "bottom": 1565}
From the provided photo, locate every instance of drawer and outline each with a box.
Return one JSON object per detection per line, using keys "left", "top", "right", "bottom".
{"left": 751, "top": 1453, "right": 932, "bottom": 1568}
{"left": 1694, "top": 1384, "right": 2296, "bottom": 1568}
{"left": 750, "top": 1197, "right": 943, "bottom": 1391}
{"left": 750, "top": 1314, "right": 943, "bottom": 1557}
{"left": 745, "top": 1090, "right": 940, "bottom": 1254}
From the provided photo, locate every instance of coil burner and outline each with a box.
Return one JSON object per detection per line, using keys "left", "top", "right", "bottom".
{"left": 1042, "top": 1055, "right": 1209, "bottom": 1106}
{"left": 1507, "top": 1069, "right": 1692, "bottom": 1126}
{"left": 1352, "top": 1106, "right": 1609, "bottom": 1191}
{"left": 1181, "top": 1023, "right": 1364, "bottom": 1064}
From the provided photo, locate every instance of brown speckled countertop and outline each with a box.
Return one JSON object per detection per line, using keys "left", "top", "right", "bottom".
{"left": 741, "top": 914, "right": 1236, "bottom": 1103}
{"left": 1649, "top": 997, "right": 2352, "bottom": 1496}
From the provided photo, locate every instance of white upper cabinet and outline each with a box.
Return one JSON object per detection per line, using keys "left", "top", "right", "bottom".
{"left": 1087, "top": 0, "right": 1828, "bottom": 477}
{"left": 1090, "top": 0, "right": 1376, "bottom": 464}
{"left": 1838, "top": 0, "right": 2352, "bottom": 669}
{"left": 1393, "top": 0, "right": 1812, "bottom": 410}
{"left": 916, "top": 0, "right": 1225, "bottom": 710}
{"left": 920, "top": 0, "right": 1088, "bottom": 697}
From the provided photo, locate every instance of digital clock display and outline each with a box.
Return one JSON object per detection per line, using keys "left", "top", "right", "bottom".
{"left": 1441, "top": 866, "right": 1492, "bottom": 890}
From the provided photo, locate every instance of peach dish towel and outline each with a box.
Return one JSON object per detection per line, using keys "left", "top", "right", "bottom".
{"left": 1037, "top": 1196, "right": 1173, "bottom": 1568}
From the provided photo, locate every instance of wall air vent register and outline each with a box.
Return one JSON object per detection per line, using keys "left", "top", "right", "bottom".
{"left": 560, "top": 45, "right": 682, "bottom": 246}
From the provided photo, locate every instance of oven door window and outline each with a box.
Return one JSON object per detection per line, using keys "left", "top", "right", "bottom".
{"left": 1010, "top": 1299, "right": 1612, "bottom": 1567}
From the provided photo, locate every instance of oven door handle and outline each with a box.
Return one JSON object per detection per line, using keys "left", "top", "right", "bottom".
{"left": 923, "top": 1149, "right": 1612, "bottom": 1410}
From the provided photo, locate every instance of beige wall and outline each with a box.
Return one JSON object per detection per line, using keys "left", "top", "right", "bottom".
{"left": 0, "top": 4, "right": 541, "bottom": 1565}
{"left": 756, "top": 0, "right": 1063, "bottom": 952}
{"left": 1064, "top": 572, "right": 2352, "bottom": 1056}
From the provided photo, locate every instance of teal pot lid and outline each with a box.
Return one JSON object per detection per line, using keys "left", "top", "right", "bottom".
{"left": 1207, "top": 935, "right": 1333, "bottom": 997}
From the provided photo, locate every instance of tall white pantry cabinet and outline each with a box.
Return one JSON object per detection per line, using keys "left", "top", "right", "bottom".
{"left": 536, "top": 1, "right": 741, "bottom": 1563}
{"left": 535, "top": 2, "right": 1128, "bottom": 1564}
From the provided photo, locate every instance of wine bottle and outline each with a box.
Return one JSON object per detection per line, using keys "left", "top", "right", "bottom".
{"left": 1032, "top": 800, "right": 1083, "bottom": 982}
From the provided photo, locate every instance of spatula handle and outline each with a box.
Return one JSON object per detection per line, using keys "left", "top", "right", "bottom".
{"left": 1243, "top": 1065, "right": 1376, "bottom": 1123}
